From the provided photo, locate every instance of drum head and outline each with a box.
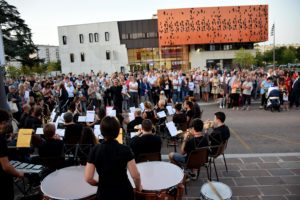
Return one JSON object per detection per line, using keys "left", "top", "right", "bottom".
{"left": 200, "top": 181, "right": 232, "bottom": 200}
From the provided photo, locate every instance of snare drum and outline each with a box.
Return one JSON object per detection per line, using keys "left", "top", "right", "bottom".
{"left": 200, "top": 181, "right": 232, "bottom": 200}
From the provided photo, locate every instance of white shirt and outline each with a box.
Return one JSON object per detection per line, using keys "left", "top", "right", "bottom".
{"left": 242, "top": 81, "right": 253, "bottom": 95}
{"left": 188, "top": 82, "right": 195, "bottom": 91}
{"left": 129, "top": 82, "right": 138, "bottom": 92}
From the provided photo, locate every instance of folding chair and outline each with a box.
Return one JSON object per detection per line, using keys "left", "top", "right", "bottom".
{"left": 209, "top": 140, "right": 228, "bottom": 181}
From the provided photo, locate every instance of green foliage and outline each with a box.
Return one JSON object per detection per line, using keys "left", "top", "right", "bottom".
{"left": 47, "top": 61, "right": 61, "bottom": 72}
{"left": 6, "top": 66, "right": 20, "bottom": 77}
{"left": 0, "top": 0, "right": 38, "bottom": 66}
{"left": 256, "top": 46, "right": 300, "bottom": 66}
{"left": 233, "top": 48, "right": 255, "bottom": 68}
{"left": 20, "top": 66, "right": 33, "bottom": 75}
{"left": 32, "top": 64, "right": 47, "bottom": 75}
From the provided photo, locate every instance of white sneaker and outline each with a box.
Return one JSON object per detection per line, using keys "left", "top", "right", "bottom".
{"left": 219, "top": 105, "right": 222, "bottom": 109}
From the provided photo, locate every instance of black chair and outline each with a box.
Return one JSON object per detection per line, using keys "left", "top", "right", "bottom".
{"left": 184, "top": 147, "right": 210, "bottom": 194}
{"left": 209, "top": 140, "right": 228, "bottom": 181}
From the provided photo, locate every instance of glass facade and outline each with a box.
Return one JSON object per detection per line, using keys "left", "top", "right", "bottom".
{"left": 127, "top": 46, "right": 190, "bottom": 71}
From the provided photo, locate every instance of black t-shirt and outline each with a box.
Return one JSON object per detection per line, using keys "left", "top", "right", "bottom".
{"left": 64, "top": 123, "right": 83, "bottom": 144}
{"left": 209, "top": 125, "right": 230, "bottom": 154}
{"left": 0, "top": 134, "right": 14, "bottom": 200}
{"left": 127, "top": 117, "right": 143, "bottom": 134}
{"left": 130, "top": 134, "right": 162, "bottom": 160}
{"left": 24, "top": 116, "right": 43, "bottom": 130}
{"left": 184, "top": 136, "right": 209, "bottom": 161}
{"left": 88, "top": 140, "right": 134, "bottom": 200}
{"left": 38, "top": 138, "right": 64, "bottom": 158}
{"left": 209, "top": 125, "right": 230, "bottom": 146}
{"left": 173, "top": 112, "right": 186, "bottom": 125}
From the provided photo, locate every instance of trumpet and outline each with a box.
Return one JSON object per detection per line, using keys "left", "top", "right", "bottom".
{"left": 204, "top": 120, "right": 214, "bottom": 129}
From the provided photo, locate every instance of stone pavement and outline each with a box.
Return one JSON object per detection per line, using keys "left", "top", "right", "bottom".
{"left": 181, "top": 153, "right": 300, "bottom": 200}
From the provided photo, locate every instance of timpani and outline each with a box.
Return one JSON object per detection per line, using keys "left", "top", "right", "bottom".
{"left": 41, "top": 166, "right": 97, "bottom": 200}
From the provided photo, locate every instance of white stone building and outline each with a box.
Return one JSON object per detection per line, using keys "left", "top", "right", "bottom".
{"left": 37, "top": 45, "right": 60, "bottom": 63}
{"left": 58, "top": 22, "right": 128, "bottom": 74}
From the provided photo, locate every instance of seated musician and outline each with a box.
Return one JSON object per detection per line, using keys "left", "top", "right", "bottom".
{"left": 38, "top": 123, "right": 64, "bottom": 158}
{"left": 142, "top": 101, "right": 155, "bottom": 122}
{"left": 172, "top": 103, "right": 187, "bottom": 131}
{"left": 24, "top": 105, "right": 43, "bottom": 130}
{"left": 155, "top": 99, "right": 167, "bottom": 125}
{"left": 130, "top": 119, "right": 162, "bottom": 162}
{"left": 127, "top": 109, "right": 143, "bottom": 134}
{"left": 169, "top": 119, "right": 208, "bottom": 170}
{"left": 63, "top": 112, "right": 83, "bottom": 144}
{"left": 208, "top": 112, "right": 230, "bottom": 155}
{"left": 184, "top": 100, "right": 194, "bottom": 128}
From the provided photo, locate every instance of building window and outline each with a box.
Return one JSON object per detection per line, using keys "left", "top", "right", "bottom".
{"left": 80, "top": 53, "right": 85, "bottom": 62}
{"left": 105, "top": 32, "right": 109, "bottom": 41}
{"left": 106, "top": 50, "right": 110, "bottom": 60}
{"left": 89, "top": 33, "right": 93, "bottom": 43}
{"left": 56, "top": 50, "right": 60, "bottom": 60}
{"left": 121, "top": 33, "right": 129, "bottom": 40}
{"left": 94, "top": 33, "right": 99, "bottom": 42}
{"left": 62, "top": 36, "right": 67, "bottom": 45}
{"left": 70, "top": 53, "right": 74, "bottom": 63}
{"left": 209, "top": 45, "right": 215, "bottom": 51}
{"left": 79, "top": 34, "right": 84, "bottom": 43}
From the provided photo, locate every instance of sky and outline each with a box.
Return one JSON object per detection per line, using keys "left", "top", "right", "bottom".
{"left": 5, "top": 0, "right": 300, "bottom": 46}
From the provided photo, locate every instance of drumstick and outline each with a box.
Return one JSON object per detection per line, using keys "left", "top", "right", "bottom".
{"left": 207, "top": 180, "right": 223, "bottom": 200}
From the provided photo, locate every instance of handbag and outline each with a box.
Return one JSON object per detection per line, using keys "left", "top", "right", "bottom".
{"left": 8, "top": 101, "right": 18, "bottom": 113}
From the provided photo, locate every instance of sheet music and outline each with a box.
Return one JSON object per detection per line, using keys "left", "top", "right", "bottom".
{"left": 106, "top": 106, "right": 113, "bottom": 115}
{"left": 86, "top": 110, "right": 95, "bottom": 122}
{"left": 166, "top": 106, "right": 175, "bottom": 115}
{"left": 56, "top": 129, "right": 65, "bottom": 137}
{"left": 129, "top": 107, "right": 136, "bottom": 114}
{"left": 166, "top": 121, "right": 179, "bottom": 137}
{"left": 107, "top": 109, "right": 116, "bottom": 117}
{"left": 17, "top": 129, "right": 33, "bottom": 148}
{"left": 78, "top": 116, "right": 86, "bottom": 122}
{"left": 94, "top": 125, "right": 103, "bottom": 139}
{"left": 130, "top": 132, "right": 139, "bottom": 138}
{"left": 157, "top": 111, "right": 167, "bottom": 118}
{"left": 128, "top": 113, "right": 135, "bottom": 122}
{"left": 36, "top": 128, "right": 43, "bottom": 135}
{"left": 140, "top": 103, "right": 145, "bottom": 112}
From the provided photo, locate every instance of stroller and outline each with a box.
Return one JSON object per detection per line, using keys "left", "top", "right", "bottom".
{"left": 266, "top": 88, "right": 280, "bottom": 112}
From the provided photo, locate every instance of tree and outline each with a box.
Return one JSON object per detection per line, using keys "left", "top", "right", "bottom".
{"left": 233, "top": 48, "right": 255, "bottom": 68}
{"left": 0, "top": 0, "right": 38, "bottom": 66}
{"left": 255, "top": 51, "right": 265, "bottom": 67}
{"left": 47, "top": 61, "right": 61, "bottom": 72}
{"left": 282, "top": 48, "right": 296, "bottom": 64}
{"left": 6, "top": 65, "right": 20, "bottom": 77}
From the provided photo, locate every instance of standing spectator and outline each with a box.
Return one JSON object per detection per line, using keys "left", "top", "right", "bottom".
{"left": 129, "top": 76, "right": 139, "bottom": 108}
{"left": 211, "top": 73, "right": 220, "bottom": 102}
{"left": 260, "top": 76, "right": 273, "bottom": 109}
{"left": 242, "top": 76, "right": 253, "bottom": 110}
{"left": 291, "top": 72, "right": 300, "bottom": 109}
{"left": 58, "top": 83, "right": 69, "bottom": 113}
{"left": 102, "top": 81, "right": 112, "bottom": 107}
{"left": 172, "top": 74, "right": 181, "bottom": 103}
{"left": 231, "top": 77, "right": 242, "bottom": 110}
{"left": 201, "top": 71, "right": 210, "bottom": 102}
{"left": 140, "top": 77, "right": 151, "bottom": 102}
{"left": 7, "top": 85, "right": 22, "bottom": 121}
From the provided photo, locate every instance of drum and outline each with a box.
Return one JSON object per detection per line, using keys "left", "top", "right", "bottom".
{"left": 200, "top": 181, "right": 232, "bottom": 200}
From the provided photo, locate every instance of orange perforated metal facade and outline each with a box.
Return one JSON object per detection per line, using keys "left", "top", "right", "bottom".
{"left": 157, "top": 5, "right": 268, "bottom": 46}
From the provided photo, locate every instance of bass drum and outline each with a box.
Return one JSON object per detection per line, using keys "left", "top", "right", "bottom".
{"left": 200, "top": 181, "right": 232, "bottom": 200}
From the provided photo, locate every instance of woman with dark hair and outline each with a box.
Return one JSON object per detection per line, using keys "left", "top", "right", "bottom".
{"left": 58, "top": 83, "right": 68, "bottom": 113}
{"left": 85, "top": 116, "right": 142, "bottom": 200}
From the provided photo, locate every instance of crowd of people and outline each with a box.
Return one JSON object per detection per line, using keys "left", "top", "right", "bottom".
{"left": 1, "top": 66, "right": 300, "bottom": 199}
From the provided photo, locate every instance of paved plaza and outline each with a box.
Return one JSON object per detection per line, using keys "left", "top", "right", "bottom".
{"left": 162, "top": 103, "right": 300, "bottom": 199}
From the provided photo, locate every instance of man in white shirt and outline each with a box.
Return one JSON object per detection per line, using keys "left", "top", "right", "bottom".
{"left": 242, "top": 76, "right": 253, "bottom": 110}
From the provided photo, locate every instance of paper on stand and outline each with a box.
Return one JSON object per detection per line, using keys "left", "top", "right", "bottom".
{"left": 36, "top": 128, "right": 43, "bottom": 135}
{"left": 107, "top": 110, "right": 116, "bottom": 117}
{"left": 166, "top": 121, "right": 179, "bottom": 137}
{"left": 129, "top": 107, "right": 136, "bottom": 114}
{"left": 86, "top": 110, "right": 95, "bottom": 122}
{"left": 157, "top": 111, "right": 167, "bottom": 118}
{"left": 128, "top": 113, "right": 135, "bottom": 122}
{"left": 130, "top": 132, "right": 139, "bottom": 138}
{"left": 94, "top": 125, "right": 103, "bottom": 139}
{"left": 78, "top": 116, "right": 86, "bottom": 122}
{"left": 56, "top": 129, "right": 65, "bottom": 137}
{"left": 140, "top": 103, "right": 145, "bottom": 112}
{"left": 166, "top": 106, "right": 175, "bottom": 115}
{"left": 17, "top": 129, "right": 33, "bottom": 148}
